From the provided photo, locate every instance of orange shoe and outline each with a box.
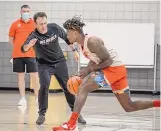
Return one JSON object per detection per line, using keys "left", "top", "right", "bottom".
{"left": 52, "top": 122, "right": 76, "bottom": 131}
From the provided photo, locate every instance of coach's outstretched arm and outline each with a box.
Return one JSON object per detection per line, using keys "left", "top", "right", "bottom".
{"left": 21, "top": 33, "right": 37, "bottom": 53}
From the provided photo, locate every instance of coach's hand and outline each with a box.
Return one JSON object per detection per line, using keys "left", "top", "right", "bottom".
{"left": 23, "top": 38, "right": 37, "bottom": 52}
{"left": 29, "top": 38, "right": 37, "bottom": 47}
{"left": 79, "top": 67, "right": 90, "bottom": 79}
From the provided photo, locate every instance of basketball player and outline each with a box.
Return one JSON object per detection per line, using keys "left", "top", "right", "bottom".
{"left": 52, "top": 16, "right": 160, "bottom": 131}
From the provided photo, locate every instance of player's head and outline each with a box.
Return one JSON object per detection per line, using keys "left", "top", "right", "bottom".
{"left": 20, "top": 5, "right": 31, "bottom": 21}
{"left": 33, "top": 12, "right": 48, "bottom": 34}
{"left": 63, "top": 16, "right": 85, "bottom": 43}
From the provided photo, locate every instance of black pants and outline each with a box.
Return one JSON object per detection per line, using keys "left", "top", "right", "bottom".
{"left": 38, "top": 61, "right": 75, "bottom": 116}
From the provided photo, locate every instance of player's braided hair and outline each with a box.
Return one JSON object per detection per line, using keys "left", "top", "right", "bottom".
{"left": 63, "top": 16, "right": 85, "bottom": 33}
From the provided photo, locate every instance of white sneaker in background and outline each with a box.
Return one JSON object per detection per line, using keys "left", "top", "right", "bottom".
{"left": 18, "top": 105, "right": 27, "bottom": 114}
{"left": 10, "top": 58, "right": 13, "bottom": 64}
{"left": 18, "top": 98, "right": 27, "bottom": 106}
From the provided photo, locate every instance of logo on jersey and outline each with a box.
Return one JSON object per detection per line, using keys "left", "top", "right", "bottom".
{"left": 17, "top": 24, "right": 21, "bottom": 27}
{"left": 40, "top": 34, "right": 57, "bottom": 45}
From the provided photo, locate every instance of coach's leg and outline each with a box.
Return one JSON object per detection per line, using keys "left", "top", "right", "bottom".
{"left": 36, "top": 64, "right": 51, "bottom": 125}
{"left": 54, "top": 61, "right": 75, "bottom": 110}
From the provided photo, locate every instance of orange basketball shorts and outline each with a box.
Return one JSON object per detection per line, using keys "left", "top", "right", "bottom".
{"left": 102, "top": 65, "right": 129, "bottom": 94}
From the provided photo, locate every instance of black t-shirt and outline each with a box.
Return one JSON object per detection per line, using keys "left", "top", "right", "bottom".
{"left": 21, "top": 23, "right": 70, "bottom": 64}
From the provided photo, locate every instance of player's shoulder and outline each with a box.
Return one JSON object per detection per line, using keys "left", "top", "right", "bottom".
{"left": 88, "top": 36, "right": 101, "bottom": 44}
{"left": 87, "top": 36, "right": 104, "bottom": 49}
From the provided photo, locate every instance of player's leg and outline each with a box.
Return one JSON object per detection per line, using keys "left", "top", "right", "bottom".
{"left": 114, "top": 87, "right": 160, "bottom": 112}
{"left": 13, "top": 58, "right": 26, "bottom": 106}
{"left": 73, "top": 72, "right": 101, "bottom": 114}
{"left": 54, "top": 61, "right": 75, "bottom": 111}
{"left": 68, "top": 72, "right": 104, "bottom": 127}
{"left": 25, "top": 58, "right": 40, "bottom": 103}
{"left": 52, "top": 72, "right": 100, "bottom": 131}
{"left": 103, "top": 65, "right": 160, "bottom": 112}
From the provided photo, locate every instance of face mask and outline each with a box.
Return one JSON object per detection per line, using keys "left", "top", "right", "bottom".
{"left": 22, "top": 12, "right": 30, "bottom": 20}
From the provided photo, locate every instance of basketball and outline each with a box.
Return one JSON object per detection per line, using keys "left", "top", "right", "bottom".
{"left": 67, "top": 76, "right": 82, "bottom": 95}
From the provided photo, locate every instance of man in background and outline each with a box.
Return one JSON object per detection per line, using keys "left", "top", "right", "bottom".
{"left": 9, "top": 5, "right": 39, "bottom": 106}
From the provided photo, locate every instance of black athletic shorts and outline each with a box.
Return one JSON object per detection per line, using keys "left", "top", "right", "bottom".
{"left": 12, "top": 57, "right": 38, "bottom": 73}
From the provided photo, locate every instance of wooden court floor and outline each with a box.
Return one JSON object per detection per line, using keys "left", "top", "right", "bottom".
{"left": 0, "top": 91, "right": 160, "bottom": 131}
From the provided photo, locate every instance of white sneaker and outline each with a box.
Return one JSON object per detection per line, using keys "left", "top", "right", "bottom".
{"left": 18, "top": 98, "right": 27, "bottom": 106}
{"left": 18, "top": 105, "right": 27, "bottom": 114}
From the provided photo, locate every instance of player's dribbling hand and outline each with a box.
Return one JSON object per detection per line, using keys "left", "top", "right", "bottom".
{"left": 78, "top": 67, "right": 90, "bottom": 79}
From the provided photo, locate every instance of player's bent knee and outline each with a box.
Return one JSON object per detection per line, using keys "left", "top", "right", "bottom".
{"left": 122, "top": 103, "right": 136, "bottom": 112}
{"left": 123, "top": 107, "right": 134, "bottom": 112}
{"left": 78, "top": 86, "right": 88, "bottom": 95}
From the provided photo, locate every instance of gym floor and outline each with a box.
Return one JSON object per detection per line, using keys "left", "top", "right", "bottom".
{"left": 0, "top": 91, "right": 160, "bottom": 131}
